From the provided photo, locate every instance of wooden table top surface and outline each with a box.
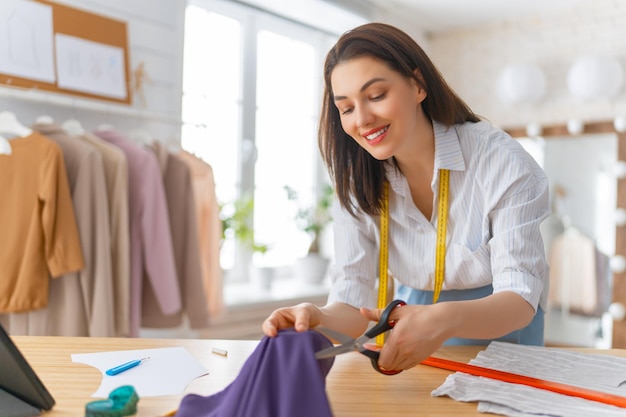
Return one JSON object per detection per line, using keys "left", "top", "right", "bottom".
{"left": 11, "top": 335, "right": 626, "bottom": 416}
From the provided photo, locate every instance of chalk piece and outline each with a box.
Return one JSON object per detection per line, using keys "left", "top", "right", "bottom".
{"left": 211, "top": 347, "right": 228, "bottom": 357}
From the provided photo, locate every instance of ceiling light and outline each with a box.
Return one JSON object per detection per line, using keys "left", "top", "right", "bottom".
{"left": 567, "top": 54, "right": 624, "bottom": 100}
{"left": 497, "top": 63, "right": 547, "bottom": 104}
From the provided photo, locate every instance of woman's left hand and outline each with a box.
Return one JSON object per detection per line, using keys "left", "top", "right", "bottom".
{"left": 360, "top": 303, "right": 451, "bottom": 371}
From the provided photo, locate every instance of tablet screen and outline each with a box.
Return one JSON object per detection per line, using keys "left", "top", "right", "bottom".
{"left": 0, "top": 323, "right": 55, "bottom": 410}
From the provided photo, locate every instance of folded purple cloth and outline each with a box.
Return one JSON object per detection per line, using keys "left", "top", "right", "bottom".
{"left": 176, "top": 329, "right": 335, "bottom": 417}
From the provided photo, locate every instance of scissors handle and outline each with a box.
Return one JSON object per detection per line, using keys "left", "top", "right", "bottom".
{"left": 363, "top": 299, "right": 406, "bottom": 339}
{"left": 361, "top": 348, "right": 402, "bottom": 375}
{"left": 362, "top": 299, "right": 406, "bottom": 375}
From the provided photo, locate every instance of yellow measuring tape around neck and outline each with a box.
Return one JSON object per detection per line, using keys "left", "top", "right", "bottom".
{"left": 376, "top": 181, "right": 390, "bottom": 346}
{"left": 433, "top": 168, "right": 450, "bottom": 304}
{"left": 376, "top": 169, "right": 450, "bottom": 345}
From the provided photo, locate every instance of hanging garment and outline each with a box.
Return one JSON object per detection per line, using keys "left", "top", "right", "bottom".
{"left": 0, "top": 132, "right": 83, "bottom": 313}
{"left": 176, "top": 329, "right": 335, "bottom": 417}
{"left": 142, "top": 142, "right": 209, "bottom": 329}
{"left": 539, "top": 213, "right": 566, "bottom": 260}
{"left": 8, "top": 123, "right": 116, "bottom": 337}
{"left": 94, "top": 128, "right": 181, "bottom": 337}
{"left": 177, "top": 151, "right": 224, "bottom": 317}
{"left": 548, "top": 227, "right": 605, "bottom": 316}
{"left": 79, "top": 131, "right": 131, "bottom": 337}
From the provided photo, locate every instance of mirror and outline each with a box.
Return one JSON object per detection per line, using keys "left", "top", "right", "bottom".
{"left": 513, "top": 123, "right": 619, "bottom": 347}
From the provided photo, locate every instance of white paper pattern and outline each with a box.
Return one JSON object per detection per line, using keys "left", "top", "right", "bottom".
{"left": 72, "top": 347, "right": 209, "bottom": 398}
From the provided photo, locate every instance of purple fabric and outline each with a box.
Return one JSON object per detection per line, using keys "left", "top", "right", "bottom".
{"left": 176, "top": 329, "right": 335, "bottom": 417}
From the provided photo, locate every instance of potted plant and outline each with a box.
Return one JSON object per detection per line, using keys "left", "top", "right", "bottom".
{"left": 284, "top": 184, "right": 334, "bottom": 284}
{"left": 220, "top": 193, "right": 269, "bottom": 254}
{"left": 220, "top": 193, "right": 272, "bottom": 288}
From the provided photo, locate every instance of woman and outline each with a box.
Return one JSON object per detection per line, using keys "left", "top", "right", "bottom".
{"left": 263, "top": 22, "right": 549, "bottom": 372}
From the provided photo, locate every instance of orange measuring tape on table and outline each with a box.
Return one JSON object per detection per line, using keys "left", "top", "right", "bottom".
{"left": 421, "top": 356, "right": 626, "bottom": 408}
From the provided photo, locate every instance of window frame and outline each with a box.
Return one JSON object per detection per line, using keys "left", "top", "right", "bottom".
{"left": 183, "top": 0, "right": 343, "bottom": 280}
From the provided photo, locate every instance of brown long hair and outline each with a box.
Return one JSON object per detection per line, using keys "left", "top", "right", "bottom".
{"left": 319, "top": 22, "right": 480, "bottom": 217}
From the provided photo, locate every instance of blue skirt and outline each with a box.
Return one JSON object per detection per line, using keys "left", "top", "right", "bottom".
{"left": 395, "top": 284, "right": 544, "bottom": 346}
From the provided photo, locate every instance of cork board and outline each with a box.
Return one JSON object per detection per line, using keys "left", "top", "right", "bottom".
{"left": 0, "top": 0, "right": 131, "bottom": 104}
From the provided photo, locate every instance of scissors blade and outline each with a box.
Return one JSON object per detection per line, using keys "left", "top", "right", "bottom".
{"left": 353, "top": 334, "right": 373, "bottom": 351}
{"left": 314, "top": 327, "right": 359, "bottom": 359}
{"left": 315, "top": 327, "right": 354, "bottom": 344}
{"left": 315, "top": 343, "right": 355, "bottom": 359}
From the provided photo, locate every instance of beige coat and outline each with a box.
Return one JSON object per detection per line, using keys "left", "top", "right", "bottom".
{"left": 178, "top": 150, "right": 224, "bottom": 317}
{"left": 80, "top": 132, "right": 131, "bottom": 336}
{"left": 142, "top": 142, "right": 209, "bottom": 328}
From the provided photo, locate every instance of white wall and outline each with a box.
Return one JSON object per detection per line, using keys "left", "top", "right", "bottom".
{"left": 0, "top": 0, "right": 186, "bottom": 140}
{"left": 5, "top": 0, "right": 622, "bottom": 140}
{"left": 426, "top": 0, "right": 626, "bottom": 129}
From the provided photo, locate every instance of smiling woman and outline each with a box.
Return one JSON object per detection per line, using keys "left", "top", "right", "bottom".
{"left": 330, "top": 56, "right": 428, "bottom": 160}
{"left": 263, "top": 22, "right": 551, "bottom": 372}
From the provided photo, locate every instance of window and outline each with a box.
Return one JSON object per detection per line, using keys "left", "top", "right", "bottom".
{"left": 182, "top": 0, "right": 358, "bottom": 279}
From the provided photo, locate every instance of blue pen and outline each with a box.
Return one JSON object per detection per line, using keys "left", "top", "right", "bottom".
{"left": 105, "top": 357, "right": 150, "bottom": 376}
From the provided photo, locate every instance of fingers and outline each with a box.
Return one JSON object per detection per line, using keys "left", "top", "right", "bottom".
{"left": 360, "top": 304, "right": 403, "bottom": 323}
{"left": 363, "top": 340, "right": 406, "bottom": 371}
{"left": 376, "top": 336, "right": 402, "bottom": 371}
{"left": 361, "top": 305, "right": 423, "bottom": 371}
{"left": 262, "top": 303, "right": 320, "bottom": 337}
{"left": 360, "top": 307, "right": 381, "bottom": 321}
{"left": 262, "top": 308, "right": 292, "bottom": 337}
{"left": 262, "top": 317, "right": 279, "bottom": 337}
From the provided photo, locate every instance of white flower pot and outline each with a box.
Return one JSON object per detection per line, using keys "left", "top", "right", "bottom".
{"left": 250, "top": 265, "right": 275, "bottom": 290}
{"left": 294, "top": 254, "right": 329, "bottom": 285}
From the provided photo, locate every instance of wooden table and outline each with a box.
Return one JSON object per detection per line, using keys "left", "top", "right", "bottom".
{"left": 11, "top": 336, "right": 626, "bottom": 416}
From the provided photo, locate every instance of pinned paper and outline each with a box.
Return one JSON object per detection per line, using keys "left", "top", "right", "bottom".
{"left": 72, "top": 347, "right": 208, "bottom": 398}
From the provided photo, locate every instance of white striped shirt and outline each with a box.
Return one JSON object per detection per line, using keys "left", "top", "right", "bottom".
{"left": 328, "top": 120, "right": 550, "bottom": 312}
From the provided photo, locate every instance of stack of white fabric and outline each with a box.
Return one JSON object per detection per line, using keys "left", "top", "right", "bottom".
{"left": 432, "top": 341, "right": 626, "bottom": 416}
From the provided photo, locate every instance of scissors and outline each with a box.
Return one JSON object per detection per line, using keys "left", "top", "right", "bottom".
{"left": 314, "top": 299, "right": 406, "bottom": 375}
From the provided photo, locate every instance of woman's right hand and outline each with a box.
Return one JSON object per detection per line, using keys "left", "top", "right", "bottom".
{"left": 262, "top": 302, "right": 323, "bottom": 337}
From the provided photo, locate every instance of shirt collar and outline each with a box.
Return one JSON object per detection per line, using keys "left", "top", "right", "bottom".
{"left": 386, "top": 120, "right": 466, "bottom": 197}
{"left": 433, "top": 120, "right": 466, "bottom": 172}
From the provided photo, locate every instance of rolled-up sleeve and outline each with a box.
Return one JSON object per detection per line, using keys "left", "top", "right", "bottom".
{"left": 488, "top": 180, "right": 550, "bottom": 312}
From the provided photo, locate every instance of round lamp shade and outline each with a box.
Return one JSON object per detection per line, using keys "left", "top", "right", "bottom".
{"left": 567, "top": 54, "right": 624, "bottom": 100}
{"left": 497, "top": 63, "right": 547, "bottom": 104}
